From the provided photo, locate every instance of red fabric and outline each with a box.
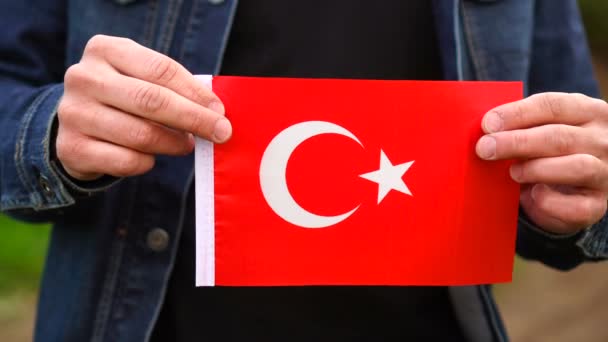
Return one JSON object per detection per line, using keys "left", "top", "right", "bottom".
{"left": 211, "top": 76, "right": 522, "bottom": 286}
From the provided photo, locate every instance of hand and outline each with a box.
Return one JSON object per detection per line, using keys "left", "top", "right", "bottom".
{"left": 56, "top": 35, "right": 231, "bottom": 181}
{"left": 476, "top": 93, "right": 608, "bottom": 235}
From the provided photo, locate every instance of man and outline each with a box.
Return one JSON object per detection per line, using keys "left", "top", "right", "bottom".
{"left": 1, "top": 0, "right": 607, "bottom": 341}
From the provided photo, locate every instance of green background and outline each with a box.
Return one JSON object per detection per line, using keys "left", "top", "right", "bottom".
{"left": 0, "top": 215, "right": 49, "bottom": 295}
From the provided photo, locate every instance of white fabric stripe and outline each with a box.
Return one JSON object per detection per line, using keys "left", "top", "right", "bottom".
{"left": 194, "top": 74, "right": 215, "bottom": 286}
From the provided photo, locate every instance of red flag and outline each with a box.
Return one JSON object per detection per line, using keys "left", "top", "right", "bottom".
{"left": 195, "top": 75, "right": 522, "bottom": 286}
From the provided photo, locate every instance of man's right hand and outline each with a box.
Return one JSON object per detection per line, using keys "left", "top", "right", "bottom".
{"left": 56, "top": 35, "right": 231, "bottom": 181}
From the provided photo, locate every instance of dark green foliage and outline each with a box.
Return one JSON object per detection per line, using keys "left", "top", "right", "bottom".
{"left": 580, "top": 0, "right": 608, "bottom": 57}
{"left": 0, "top": 215, "right": 50, "bottom": 293}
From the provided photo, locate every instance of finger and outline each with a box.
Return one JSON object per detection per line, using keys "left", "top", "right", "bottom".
{"left": 476, "top": 124, "right": 597, "bottom": 160}
{"left": 510, "top": 154, "right": 608, "bottom": 190}
{"left": 65, "top": 103, "right": 194, "bottom": 156}
{"left": 83, "top": 35, "right": 223, "bottom": 112}
{"left": 481, "top": 92, "right": 606, "bottom": 133}
{"left": 91, "top": 72, "right": 232, "bottom": 143}
{"left": 56, "top": 131, "right": 155, "bottom": 179}
{"left": 520, "top": 183, "right": 607, "bottom": 234}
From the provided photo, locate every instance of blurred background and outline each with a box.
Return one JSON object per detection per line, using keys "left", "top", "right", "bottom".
{"left": 1, "top": 1, "right": 608, "bottom": 341}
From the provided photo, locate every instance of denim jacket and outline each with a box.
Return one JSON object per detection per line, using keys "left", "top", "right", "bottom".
{"left": 0, "top": 0, "right": 605, "bottom": 341}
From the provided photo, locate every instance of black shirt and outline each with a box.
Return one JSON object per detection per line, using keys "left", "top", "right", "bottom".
{"left": 153, "top": 2, "right": 467, "bottom": 341}
{"left": 220, "top": 1, "right": 443, "bottom": 80}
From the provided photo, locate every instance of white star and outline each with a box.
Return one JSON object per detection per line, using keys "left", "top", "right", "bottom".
{"left": 359, "top": 150, "right": 414, "bottom": 204}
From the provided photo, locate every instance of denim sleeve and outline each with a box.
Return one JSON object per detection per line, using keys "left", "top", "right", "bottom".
{"left": 0, "top": 1, "right": 113, "bottom": 221}
{"left": 518, "top": 0, "right": 607, "bottom": 270}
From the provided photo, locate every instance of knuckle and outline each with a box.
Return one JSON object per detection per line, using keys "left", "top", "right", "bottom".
{"left": 186, "top": 112, "right": 213, "bottom": 137}
{"left": 570, "top": 92, "right": 590, "bottom": 103}
{"left": 129, "top": 124, "right": 159, "bottom": 149}
{"left": 490, "top": 104, "right": 520, "bottom": 129}
{"left": 54, "top": 133, "right": 70, "bottom": 163}
{"left": 131, "top": 84, "right": 169, "bottom": 114}
{"left": 571, "top": 92, "right": 599, "bottom": 118}
{"left": 56, "top": 132, "right": 84, "bottom": 165}
{"left": 84, "top": 35, "right": 110, "bottom": 56}
{"left": 115, "top": 36, "right": 136, "bottom": 49}
{"left": 540, "top": 93, "right": 566, "bottom": 121}
{"left": 565, "top": 93, "right": 586, "bottom": 107}
{"left": 185, "top": 84, "right": 209, "bottom": 105}
{"left": 178, "top": 137, "right": 194, "bottom": 155}
{"left": 590, "top": 98, "right": 608, "bottom": 118}
{"left": 511, "top": 131, "right": 529, "bottom": 152}
{"left": 512, "top": 106, "right": 525, "bottom": 126}
{"left": 576, "top": 198, "right": 597, "bottom": 225}
{"left": 576, "top": 154, "right": 602, "bottom": 185}
{"left": 85, "top": 35, "right": 134, "bottom": 57}
{"left": 145, "top": 55, "right": 179, "bottom": 84}
{"left": 115, "top": 153, "right": 146, "bottom": 176}
{"left": 57, "top": 98, "right": 78, "bottom": 122}
{"left": 64, "top": 63, "right": 106, "bottom": 94}
{"left": 516, "top": 163, "right": 532, "bottom": 182}
{"left": 597, "top": 133, "right": 608, "bottom": 152}
{"left": 64, "top": 64, "right": 87, "bottom": 88}
{"left": 533, "top": 187, "right": 554, "bottom": 215}
{"left": 550, "top": 125, "right": 575, "bottom": 155}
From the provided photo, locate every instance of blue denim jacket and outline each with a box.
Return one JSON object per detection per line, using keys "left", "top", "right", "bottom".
{"left": 0, "top": 0, "right": 605, "bottom": 341}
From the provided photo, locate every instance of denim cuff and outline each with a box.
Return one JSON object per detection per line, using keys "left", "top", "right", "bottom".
{"left": 576, "top": 214, "right": 608, "bottom": 260}
{"left": 50, "top": 160, "right": 122, "bottom": 195}
{"left": 2, "top": 83, "right": 77, "bottom": 211}
{"left": 2, "top": 83, "right": 119, "bottom": 212}
{"left": 516, "top": 208, "right": 587, "bottom": 270}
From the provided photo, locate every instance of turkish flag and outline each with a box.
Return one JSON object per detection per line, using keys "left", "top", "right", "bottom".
{"left": 195, "top": 75, "right": 522, "bottom": 287}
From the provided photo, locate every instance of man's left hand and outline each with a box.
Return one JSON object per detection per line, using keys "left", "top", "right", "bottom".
{"left": 476, "top": 93, "right": 608, "bottom": 235}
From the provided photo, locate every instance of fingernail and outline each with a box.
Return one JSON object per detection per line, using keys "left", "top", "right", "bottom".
{"left": 510, "top": 164, "right": 522, "bottom": 182}
{"left": 213, "top": 118, "right": 232, "bottom": 143}
{"left": 476, "top": 136, "right": 496, "bottom": 160}
{"left": 530, "top": 184, "right": 542, "bottom": 201}
{"left": 483, "top": 112, "right": 503, "bottom": 133}
{"left": 188, "top": 133, "right": 195, "bottom": 146}
{"left": 208, "top": 100, "right": 225, "bottom": 115}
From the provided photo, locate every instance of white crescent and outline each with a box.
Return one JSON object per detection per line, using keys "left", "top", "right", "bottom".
{"left": 259, "top": 121, "right": 362, "bottom": 228}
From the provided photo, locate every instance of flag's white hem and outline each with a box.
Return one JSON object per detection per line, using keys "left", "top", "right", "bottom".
{"left": 195, "top": 75, "right": 215, "bottom": 286}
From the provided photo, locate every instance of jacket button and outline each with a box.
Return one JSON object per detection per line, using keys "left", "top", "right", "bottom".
{"left": 147, "top": 228, "right": 170, "bottom": 252}
{"left": 208, "top": 0, "right": 224, "bottom": 5}
{"left": 39, "top": 176, "right": 53, "bottom": 196}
